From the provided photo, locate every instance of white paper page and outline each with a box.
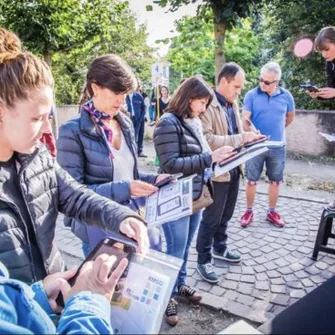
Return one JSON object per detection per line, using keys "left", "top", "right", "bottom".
{"left": 214, "top": 147, "right": 269, "bottom": 177}
{"left": 249, "top": 140, "right": 285, "bottom": 149}
{"left": 110, "top": 261, "right": 171, "bottom": 334}
{"left": 319, "top": 132, "right": 335, "bottom": 142}
{"left": 145, "top": 177, "right": 193, "bottom": 226}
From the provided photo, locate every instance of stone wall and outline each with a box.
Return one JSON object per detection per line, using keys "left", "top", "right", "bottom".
{"left": 286, "top": 110, "right": 335, "bottom": 157}
{"left": 56, "top": 105, "right": 79, "bottom": 127}
{"left": 55, "top": 105, "right": 335, "bottom": 157}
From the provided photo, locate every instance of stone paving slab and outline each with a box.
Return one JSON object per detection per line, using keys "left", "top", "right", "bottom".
{"left": 55, "top": 191, "right": 335, "bottom": 324}
{"left": 188, "top": 192, "right": 335, "bottom": 323}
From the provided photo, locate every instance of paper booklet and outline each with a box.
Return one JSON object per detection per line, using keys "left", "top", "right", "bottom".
{"left": 319, "top": 132, "right": 335, "bottom": 142}
{"left": 214, "top": 140, "right": 285, "bottom": 177}
{"left": 145, "top": 175, "right": 195, "bottom": 227}
{"left": 110, "top": 249, "right": 183, "bottom": 334}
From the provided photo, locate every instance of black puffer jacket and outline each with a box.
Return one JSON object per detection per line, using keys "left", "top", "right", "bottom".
{"left": 154, "top": 112, "right": 212, "bottom": 200}
{"left": 326, "top": 60, "right": 335, "bottom": 88}
{"left": 0, "top": 145, "right": 141, "bottom": 283}
{"left": 57, "top": 109, "right": 157, "bottom": 243}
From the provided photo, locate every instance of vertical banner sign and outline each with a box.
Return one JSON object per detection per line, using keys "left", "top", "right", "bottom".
{"left": 151, "top": 62, "right": 170, "bottom": 120}
{"left": 151, "top": 62, "right": 170, "bottom": 88}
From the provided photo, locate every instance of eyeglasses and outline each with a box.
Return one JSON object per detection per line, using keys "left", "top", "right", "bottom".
{"left": 258, "top": 78, "right": 277, "bottom": 86}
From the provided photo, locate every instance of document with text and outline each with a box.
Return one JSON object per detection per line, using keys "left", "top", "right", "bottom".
{"left": 145, "top": 176, "right": 194, "bottom": 227}
{"left": 214, "top": 141, "right": 285, "bottom": 177}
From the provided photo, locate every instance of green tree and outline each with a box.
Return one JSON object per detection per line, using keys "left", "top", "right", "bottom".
{"left": 51, "top": 1, "right": 155, "bottom": 104}
{"left": 0, "top": 0, "right": 155, "bottom": 104}
{"left": 0, "top": 0, "right": 112, "bottom": 66}
{"left": 258, "top": 0, "right": 335, "bottom": 109}
{"left": 151, "top": 0, "right": 263, "bottom": 72}
{"left": 167, "top": 14, "right": 260, "bottom": 92}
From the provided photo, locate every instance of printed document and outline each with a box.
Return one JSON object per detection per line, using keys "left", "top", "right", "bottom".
{"left": 110, "top": 250, "right": 182, "bottom": 334}
{"left": 145, "top": 176, "right": 194, "bottom": 226}
{"left": 214, "top": 141, "right": 285, "bottom": 177}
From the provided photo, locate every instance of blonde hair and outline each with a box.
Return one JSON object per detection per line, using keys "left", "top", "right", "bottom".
{"left": 0, "top": 27, "right": 53, "bottom": 108}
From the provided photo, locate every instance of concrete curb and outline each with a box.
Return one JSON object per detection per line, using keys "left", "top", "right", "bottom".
{"left": 199, "top": 290, "right": 267, "bottom": 324}
{"left": 239, "top": 187, "right": 328, "bottom": 205}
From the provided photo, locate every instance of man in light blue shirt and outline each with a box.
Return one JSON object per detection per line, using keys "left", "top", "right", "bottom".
{"left": 241, "top": 61, "right": 295, "bottom": 228}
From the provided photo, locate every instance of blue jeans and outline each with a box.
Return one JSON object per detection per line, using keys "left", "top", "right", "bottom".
{"left": 132, "top": 117, "right": 145, "bottom": 155}
{"left": 162, "top": 211, "right": 202, "bottom": 296}
{"left": 246, "top": 146, "right": 286, "bottom": 182}
{"left": 148, "top": 105, "right": 155, "bottom": 122}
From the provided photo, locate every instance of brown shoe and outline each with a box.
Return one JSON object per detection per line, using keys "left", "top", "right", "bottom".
{"left": 165, "top": 298, "right": 178, "bottom": 326}
{"left": 178, "top": 284, "right": 202, "bottom": 303}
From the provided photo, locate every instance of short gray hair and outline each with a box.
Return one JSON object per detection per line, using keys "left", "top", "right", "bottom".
{"left": 260, "top": 61, "right": 282, "bottom": 80}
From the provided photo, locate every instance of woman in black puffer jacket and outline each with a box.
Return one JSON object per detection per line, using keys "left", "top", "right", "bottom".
{"left": 153, "top": 76, "right": 234, "bottom": 326}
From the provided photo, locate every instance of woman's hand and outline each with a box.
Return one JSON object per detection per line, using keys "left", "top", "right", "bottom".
{"left": 212, "top": 146, "right": 236, "bottom": 163}
{"left": 65, "top": 255, "right": 128, "bottom": 303}
{"left": 316, "top": 87, "right": 335, "bottom": 99}
{"left": 307, "top": 90, "right": 319, "bottom": 99}
{"left": 130, "top": 180, "right": 158, "bottom": 197}
{"left": 43, "top": 269, "right": 77, "bottom": 314}
{"left": 155, "top": 174, "right": 172, "bottom": 185}
{"left": 308, "top": 87, "right": 335, "bottom": 99}
{"left": 119, "top": 217, "right": 149, "bottom": 254}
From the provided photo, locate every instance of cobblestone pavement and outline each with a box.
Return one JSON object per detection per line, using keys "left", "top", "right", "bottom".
{"left": 54, "top": 138, "right": 335, "bottom": 325}
{"left": 55, "top": 191, "right": 335, "bottom": 324}
{"left": 189, "top": 193, "right": 335, "bottom": 323}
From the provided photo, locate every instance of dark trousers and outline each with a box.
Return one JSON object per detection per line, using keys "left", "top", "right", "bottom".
{"left": 196, "top": 169, "right": 240, "bottom": 264}
{"left": 133, "top": 117, "right": 145, "bottom": 154}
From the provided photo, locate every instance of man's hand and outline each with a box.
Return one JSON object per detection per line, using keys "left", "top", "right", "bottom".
{"left": 119, "top": 217, "right": 149, "bottom": 254}
{"left": 242, "top": 132, "right": 264, "bottom": 144}
{"left": 43, "top": 269, "right": 77, "bottom": 314}
{"left": 65, "top": 255, "right": 128, "bottom": 303}
{"left": 212, "top": 146, "right": 236, "bottom": 163}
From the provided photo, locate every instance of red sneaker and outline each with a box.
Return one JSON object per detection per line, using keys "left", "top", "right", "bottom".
{"left": 266, "top": 211, "right": 285, "bottom": 228}
{"left": 241, "top": 211, "right": 254, "bottom": 228}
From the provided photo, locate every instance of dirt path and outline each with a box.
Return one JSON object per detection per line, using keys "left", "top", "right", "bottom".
{"left": 159, "top": 300, "right": 245, "bottom": 334}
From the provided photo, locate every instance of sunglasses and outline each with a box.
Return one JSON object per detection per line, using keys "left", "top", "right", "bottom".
{"left": 258, "top": 78, "right": 277, "bottom": 85}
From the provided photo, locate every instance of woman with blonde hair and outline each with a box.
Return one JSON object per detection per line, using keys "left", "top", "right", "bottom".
{"left": 0, "top": 27, "right": 148, "bottom": 283}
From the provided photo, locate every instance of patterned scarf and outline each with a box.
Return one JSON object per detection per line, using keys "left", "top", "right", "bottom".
{"left": 82, "top": 99, "right": 114, "bottom": 158}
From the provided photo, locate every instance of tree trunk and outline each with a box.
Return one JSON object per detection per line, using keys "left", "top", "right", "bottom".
{"left": 212, "top": 5, "right": 227, "bottom": 74}
{"left": 44, "top": 53, "right": 52, "bottom": 67}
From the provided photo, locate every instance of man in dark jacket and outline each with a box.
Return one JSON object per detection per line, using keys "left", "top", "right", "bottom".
{"left": 126, "top": 91, "right": 147, "bottom": 157}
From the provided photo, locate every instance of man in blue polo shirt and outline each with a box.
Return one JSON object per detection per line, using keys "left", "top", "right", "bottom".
{"left": 241, "top": 61, "right": 295, "bottom": 228}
